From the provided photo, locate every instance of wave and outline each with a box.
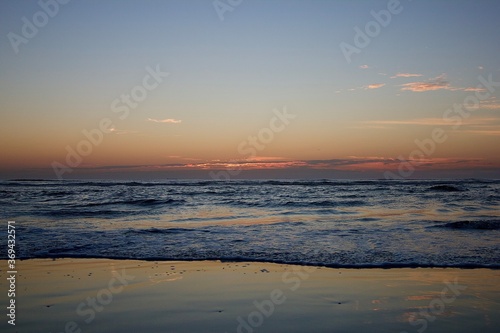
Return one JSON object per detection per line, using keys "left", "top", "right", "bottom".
{"left": 3, "top": 179, "right": 499, "bottom": 269}
{"left": 436, "top": 220, "right": 500, "bottom": 230}
{"left": 219, "top": 198, "right": 367, "bottom": 208}
{"left": 79, "top": 198, "right": 185, "bottom": 208}
{"left": 285, "top": 199, "right": 366, "bottom": 207}
{"left": 127, "top": 198, "right": 185, "bottom": 206}
{"left": 40, "top": 190, "right": 76, "bottom": 197}
{"left": 427, "top": 185, "right": 465, "bottom": 192}
{"left": 45, "top": 209, "right": 137, "bottom": 218}
{"left": 126, "top": 227, "right": 202, "bottom": 234}
{"left": 7, "top": 179, "right": 54, "bottom": 182}
{"left": 47, "top": 244, "right": 94, "bottom": 254}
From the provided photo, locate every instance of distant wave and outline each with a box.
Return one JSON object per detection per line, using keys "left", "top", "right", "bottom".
{"left": 40, "top": 190, "right": 76, "bottom": 197}
{"left": 427, "top": 185, "right": 465, "bottom": 192}
{"left": 79, "top": 198, "right": 185, "bottom": 208}
{"left": 217, "top": 198, "right": 367, "bottom": 208}
{"left": 126, "top": 227, "right": 201, "bottom": 234}
{"left": 437, "top": 220, "right": 500, "bottom": 230}
{"left": 2, "top": 178, "right": 498, "bottom": 189}
{"left": 46, "top": 209, "right": 134, "bottom": 218}
{"left": 284, "top": 199, "right": 366, "bottom": 207}
{"left": 7, "top": 179, "right": 53, "bottom": 182}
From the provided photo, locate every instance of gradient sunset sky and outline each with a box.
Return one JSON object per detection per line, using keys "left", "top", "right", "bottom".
{"left": 1, "top": 0, "right": 499, "bottom": 179}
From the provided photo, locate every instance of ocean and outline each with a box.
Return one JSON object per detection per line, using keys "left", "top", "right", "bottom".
{"left": 1, "top": 179, "right": 499, "bottom": 268}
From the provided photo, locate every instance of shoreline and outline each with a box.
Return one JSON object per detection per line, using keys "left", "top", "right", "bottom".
{"left": 2, "top": 259, "right": 499, "bottom": 332}
{"left": 12, "top": 257, "right": 500, "bottom": 270}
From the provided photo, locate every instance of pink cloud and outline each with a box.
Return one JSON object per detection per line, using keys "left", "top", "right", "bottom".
{"left": 400, "top": 74, "right": 450, "bottom": 92}
{"left": 75, "top": 156, "right": 498, "bottom": 174}
{"left": 365, "top": 83, "right": 385, "bottom": 89}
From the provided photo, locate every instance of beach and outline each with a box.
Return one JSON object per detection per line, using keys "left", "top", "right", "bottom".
{"left": 1, "top": 180, "right": 499, "bottom": 332}
{"left": 2, "top": 259, "right": 499, "bottom": 333}
{"left": 2, "top": 0, "right": 500, "bottom": 332}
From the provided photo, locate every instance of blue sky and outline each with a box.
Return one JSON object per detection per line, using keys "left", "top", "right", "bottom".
{"left": 1, "top": 0, "right": 499, "bottom": 179}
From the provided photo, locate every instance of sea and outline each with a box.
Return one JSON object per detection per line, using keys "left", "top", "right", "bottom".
{"left": 1, "top": 179, "right": 499, "bottom": 268}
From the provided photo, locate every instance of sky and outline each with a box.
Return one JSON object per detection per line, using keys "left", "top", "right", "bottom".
{"left": 1, "top": 0, "right": 500, "bottom": 180}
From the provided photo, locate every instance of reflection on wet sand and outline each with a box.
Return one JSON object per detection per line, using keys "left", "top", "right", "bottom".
{"left": 4, "top": 259, "right": 499, "bottom": 333}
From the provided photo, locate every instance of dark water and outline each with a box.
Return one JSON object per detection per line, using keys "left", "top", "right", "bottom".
{"left": 1, "top": 179, "right": 499, "bottom": 268}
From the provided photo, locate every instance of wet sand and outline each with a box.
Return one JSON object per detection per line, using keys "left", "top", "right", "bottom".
{"left": 1, "top": 259, "right": 499, "bottom": 333}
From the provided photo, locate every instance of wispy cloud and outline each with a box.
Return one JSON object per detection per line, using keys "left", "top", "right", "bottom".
{"left": 478, "top": 101, "right": 500, "bottom": 110}
{"left": 390, "top": 73, "right": 423, "bottom": 79}
{"left": 359, "top": 65, "right": 369, "bottom": 69}
{"left": 360, "top": 117, "right": 500, "bottom": 136}
{"left": 146, "top": 118, "right": 182, "bottom": 124}
{"left": 481, "top": 104, "right": 500, "bottom": 110}
{"left": 462, "top": 87, "right": 487, "bottom": 92}
{"left": 464, "top": 97, "right": 500, "bottom": 110}
{"left": 363, "top": 117, "right": 498, "bottom": 127}
{"left": 183, "top": 159, "right": 308, "bottom": 170}
{"left": 338, "top": 83, "right": 385, "bottom": 93}
{"left": 213, "top": 157, "right": 493, "bottom": 171}
{"left": 400, "top": 74, "right": 450, "bottom": 92}
{"left": 399, "top": 74, "right": 485, "bottom": 93}
{"left": 365, "top": 83, "right": 385, "bottom": 90}
{"left": 303, "top": 157, "right": 492, "bottom": 171}
{"left": 72, "top": 156, "right": 497, "bottom": 173}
